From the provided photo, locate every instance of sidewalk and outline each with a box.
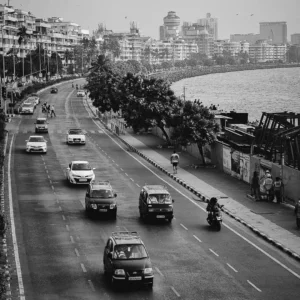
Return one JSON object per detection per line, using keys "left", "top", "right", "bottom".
{"left": 86, "top": 98, "right": 300, "bottom": 261}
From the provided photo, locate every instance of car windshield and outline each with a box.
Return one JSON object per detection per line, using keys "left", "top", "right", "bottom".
{"left": 78, "top": 90, "right": 84, "bottom": 93}
{"left": 72, "top": 163, "right": 91, "bottom": 170}
{"left": 113, "top": 244, "right": 148, "bottom": 260}
{"left": 23, "top": 103, "right": 33, "bottom": 107}
{"left": 69, "top": 129, "right": 83, "bottom": 135}
{"left": 36, "top": 120, "right": 46, "bottom": 124}
{"left": 29, "top": 137, "right": 45, "bottom": 142}
{"left": 148, "top": 194, "right": 172, "bottom": 204}
{"left": 91, "top": 189, "right": 113, "bottom": 198}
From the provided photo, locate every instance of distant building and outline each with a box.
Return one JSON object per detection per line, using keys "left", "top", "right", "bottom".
{"left": 159, "top": 11, "right": 181, "bottom": 40}
{"left": 249, "top": 40, "right": 286, "bottom": 62}
{"left": 197, "top": 13, "right": 218, "bottom": 40}
{"left": 259, "top": 22, "right": 287, "bottom": 45}
{"left": 291, "top": 33, "right": 300, "bottom": 45}
{"left": 214, "top": 40, "right": 249, "bottom": 57}
{"left": 230, "top": 33, "right": 260, "bottom": 45}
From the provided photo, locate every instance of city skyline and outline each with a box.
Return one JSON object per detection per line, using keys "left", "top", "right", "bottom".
{"left": 4, "top": 0, "right": 300, "bottom": 40}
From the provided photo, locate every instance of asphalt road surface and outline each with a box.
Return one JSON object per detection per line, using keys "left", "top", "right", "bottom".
{"left": 5, "top": 81, "right": 300, "bottom": 300}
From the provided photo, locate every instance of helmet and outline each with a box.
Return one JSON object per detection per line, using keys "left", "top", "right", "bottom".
{"left": 210, "top": 197, "right": 218, "bottom": 204}
{"left": 266, "top": 174, "right": 272, "bottom": 178}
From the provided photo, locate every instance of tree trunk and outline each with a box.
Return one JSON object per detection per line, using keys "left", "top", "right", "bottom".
{"left": 158, "top": 125, "right": 171, "bottom": 145}
{"left": 197, "top": 143, "right": 206, "bottom": 166}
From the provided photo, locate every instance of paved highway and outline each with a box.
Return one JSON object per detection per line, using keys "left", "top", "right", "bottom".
{"left": 5, "top": 81, "right": 300, "bottom": 300}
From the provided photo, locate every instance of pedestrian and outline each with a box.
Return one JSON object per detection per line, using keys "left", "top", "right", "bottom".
{"left": 50, "top": 105, "right": 56, "bottom": 117}
{"left": 170, "top": 150, "right": 179, "bottom": 174}
{"left": 46, "top": 104, "right": 51, "bottom": 118}
{"left": 264, "top": 172, "right": 274, "bottom": 202}
{"left": 273, "top": 177, "right": 284, "bottom": 204}
{"left": 251, "top": 171, "right": 260, "bottom": 201}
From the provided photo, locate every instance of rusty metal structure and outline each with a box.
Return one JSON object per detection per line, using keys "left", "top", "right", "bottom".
{"left": 253, "top": 112, "right": 300, "bottom": 169}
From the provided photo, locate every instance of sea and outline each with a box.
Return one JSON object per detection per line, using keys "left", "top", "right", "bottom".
{"left": 171, "top": 67, "right": 300, "bottom": 122}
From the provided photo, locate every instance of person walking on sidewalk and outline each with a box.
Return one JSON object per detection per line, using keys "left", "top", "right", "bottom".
{"left": 273, "top": 177, "right": 284, "bottom": 204}
{"left": 170, "top": 150, "right": 179, "bottom": 174}
{"left": 251, "top": 171, "right": 260, "bottom": 201}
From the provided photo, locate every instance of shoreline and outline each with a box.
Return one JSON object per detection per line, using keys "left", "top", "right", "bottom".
{"left": 151, "top": 63, "right": 300, "bottom": 84}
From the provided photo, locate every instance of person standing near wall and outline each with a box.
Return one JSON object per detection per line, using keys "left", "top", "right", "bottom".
{"left": 273, "top": 177, "right": 284, "bottom": 204}
{"left": 251, "top": 171, "right": 260, "bottom": 201}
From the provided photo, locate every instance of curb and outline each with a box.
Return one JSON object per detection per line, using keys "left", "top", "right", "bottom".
{"left": 85, "top": 99, "right": 300, "bottom": 263}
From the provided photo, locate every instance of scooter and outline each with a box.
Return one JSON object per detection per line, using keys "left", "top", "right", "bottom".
{"left": 207, "top": 206, "right": 223, "bottom": 231}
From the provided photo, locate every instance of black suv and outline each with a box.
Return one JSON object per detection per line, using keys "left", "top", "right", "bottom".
{"left": 139, "top": 185, "right": 174, "bottom": 222}
{"left": 85, "top": 181, "right": 117, "bottom": 218}
{"left": 103, "top": 231, "right": 153, "bottom": 288}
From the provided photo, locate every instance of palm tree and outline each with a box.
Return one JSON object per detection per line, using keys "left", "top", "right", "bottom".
{"left": 17, "top": 26, "right": 31, "bottom": 78}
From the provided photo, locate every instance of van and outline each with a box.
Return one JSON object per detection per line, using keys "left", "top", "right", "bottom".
{"left": 35, "top": 117, "right": 48, "bottom": 133}
{"left": 139, "top": 185, "right": 174, "bottom": 222}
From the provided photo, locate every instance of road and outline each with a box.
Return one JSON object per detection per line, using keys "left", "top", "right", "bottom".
{"left": 5, "top": 81, "right": 300, "bottom": 300}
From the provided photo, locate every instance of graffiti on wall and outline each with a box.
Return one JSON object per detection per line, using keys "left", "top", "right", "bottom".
{"left": 240, "top": 154, "right": 250, "bottom": 183}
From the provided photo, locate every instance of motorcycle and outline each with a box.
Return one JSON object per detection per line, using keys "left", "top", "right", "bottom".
{"left": 207, "top": 206, "right": 223, "bottom": 231}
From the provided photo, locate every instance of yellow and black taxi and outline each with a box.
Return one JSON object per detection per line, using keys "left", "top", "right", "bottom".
{"left": 139, "top": 185, "right": 174, "bottom": 222}
{"left": 103, "top": 231, "right": 153, "bottom": 289}
{"left": 85, "top": 181, "right": 117, "bottom": 218}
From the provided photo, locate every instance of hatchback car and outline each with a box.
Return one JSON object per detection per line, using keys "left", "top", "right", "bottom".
{"left": 26, "top": 136, "right": 47, "bottom": 153}
{"left": 85, "top": 181, "right": 117, "bottom": 218}
{"left": 66, "top": 128, "right": 86, "bottom": 145}
{"left": 103, "top": 231, "right": 153, "bottom": 289}
{"left": 20, "top": 103, "right": 35, "bottom": 114}
{"left": 34, "top": 117, "right": 48, "bottom": 133}
{"left": 66, "top": 161, "right": 95, "bottom": 184}
{"left": 50, "top": 87, "right": 58, "bottom": 94}
{"left": 77, "top": 90, "right": 85, "bottom": 97}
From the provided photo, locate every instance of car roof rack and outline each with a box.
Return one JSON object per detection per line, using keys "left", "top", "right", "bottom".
{"left": 112, "top": 231, "right": 139, "bottom": 240}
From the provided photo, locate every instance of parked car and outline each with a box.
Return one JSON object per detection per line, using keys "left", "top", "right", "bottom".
{"left": 26, "top": 136, "right": 47, "bottom": 153}
{"left": 66, "top": 128, "right": 86, "bottom": 145}
{"left": 20, "top": 103, "right": 35, "bottom": 114}
{"left": 28, "top": 93, "right": 40, "bottom": 104}
{"left": 66, "top": 161, "right": 95, "bottom": 185}
{"left": 103, "top": 231, "right": 154, "bottom": 289}
{"left": 24, "top": 96, "right": 39, "bottom": 107}
{"left": 50, "top": 87, "right": 58, "bottom": 94}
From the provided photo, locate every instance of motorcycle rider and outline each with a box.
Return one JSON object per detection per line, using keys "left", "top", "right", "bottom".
{"left": 206, "top": 197, "right": 223, "bottom": 223}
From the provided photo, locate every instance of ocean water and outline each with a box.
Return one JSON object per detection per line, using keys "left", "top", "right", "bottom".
{"left": 171, "top": 67, "right": 300, "bottom": 122}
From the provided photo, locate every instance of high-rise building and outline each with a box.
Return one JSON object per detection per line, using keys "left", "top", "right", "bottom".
{"left": 291, "top": 34, "right": 300, "bottom": 45}
{"left": 259, "top": 22, "right": 287, "bottom": 45}
{"left": 230, "top": 33, "right": 260, "bottom": 45}
{"left": 159, "top": 11, "right": 181, "bottom": 40}
{"left": 249, "top": 40, "right": 286, "bottom": 62}
{"left": 197, "top": 13, "right": 218, "bottom": 40}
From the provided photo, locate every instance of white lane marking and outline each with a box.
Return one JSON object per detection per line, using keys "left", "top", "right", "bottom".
{"left": 247, "top": 280, "right": 262, "bottom": 292}
{"left": 120, "top": 168, "right": 124, "bottom": 171}
{"left": 58, "top": 206, "right": 62, "bottom": 211}
{"left": 56, "top": 199, "right": 59, "bottom": 204}
{"left": 227, "top": 263, "right": 238, "bottom": 273}
{"left": 51, "top": 185, "right": 54, "bottom": 190}
{"left": 130, "top": 178, "right": 134, "bottom": 182}
{"left": 88, "top": 280, "right": 95, "bottom": 292}
{"left": 62, "top": 215, "right": 66, "bottom": 221}
{"left": 47, "top": 175, "right": 50, "bottom": 179}
{"left": 81, "top": 263, "right": 87, "bottom": 273}
{"left": 209, "top": 249, "right": 219, "bottom": 257}
{"left": 171, "top": 286, "right": 181, "bottom": 297}
{"left": 155, "top": 267, "right": 164, "bottom": 276}
{"left": 136, "top": 183, "right": 140, "bottom": 187}
{"left": 70, "top": 236, "right": 74, "bottom": 243}
{"left": 8, "top": 135, "right": 26, "bottom": 300}
{"left": 180, "top": 223, "right": 188, "bottom": 230}
{"left": 112, "top": 160, "right": 115, "bottom": 162}
{"left": 193, "top": 235, "right": 202, "bottom": 243}
{"left": 125, "top": 172, "right": 128, "bottom": 176}
{"left": 66, "top": 225, "right": 70, "bottom": 231}
{"left": 75, "top": 248, "right": 80, "bottom": 257}
{"left": 91, "top": 109, "right": 300, "bottom": 280}
{"left": 115, "top": 163, "right": 119, "bottom": 166}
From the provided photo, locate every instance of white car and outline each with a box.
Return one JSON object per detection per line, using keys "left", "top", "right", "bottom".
{"left": 20, "top": 103, "right": 35, "bottom": 114}
{"left": 67, "top": 129, "right": 86, "bottom": 145}
{"left": 26, "top": 136, "right": 47, "bottom": 153}
{"left": 66, "top": 161, "right": 95, "bottom": 184}
{"left": 28, "top": 94, "right": 40, "bottom": 105}
{"left": 77, "top": 90, "right": 85, "bottom": 97}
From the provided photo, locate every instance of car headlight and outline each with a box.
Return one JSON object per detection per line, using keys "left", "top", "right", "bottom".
{"left": 110, "top": 204, "right": 116, "bottom": 209}
{"left": 114, "top": 269, "right": 125, "bottom": 275}
{"left": 144, "top": 268, "right": 153, "bottom": 274}
{"left": 91, "top": 204, "right": 97, "bottom": 209}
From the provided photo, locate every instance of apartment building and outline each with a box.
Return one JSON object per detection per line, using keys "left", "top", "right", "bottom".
{"left": 249, "top": 40, "right": 286, "bottom": 62}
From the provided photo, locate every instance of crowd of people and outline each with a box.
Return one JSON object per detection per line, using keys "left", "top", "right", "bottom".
{"left": 42, "top": 102, "right": 56, "bottom": 118}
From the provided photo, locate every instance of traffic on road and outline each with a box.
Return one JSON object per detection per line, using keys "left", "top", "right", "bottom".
{"left": 4, "top": 81, "right": 300, "bottom": 300}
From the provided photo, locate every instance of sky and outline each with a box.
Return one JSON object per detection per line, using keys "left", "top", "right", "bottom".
{"left": 3, "top": 0, "right": 300, "bottom": 40}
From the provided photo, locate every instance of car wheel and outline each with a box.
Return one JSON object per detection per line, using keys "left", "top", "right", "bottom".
{"left": 167, "top": 217, "right": 173, "bottom": 223}
{"left": 112, "top": 211, "right": 117, "bottom": 220}
{"left": 147, "top": 282, "right": 153, "bottom": 289}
